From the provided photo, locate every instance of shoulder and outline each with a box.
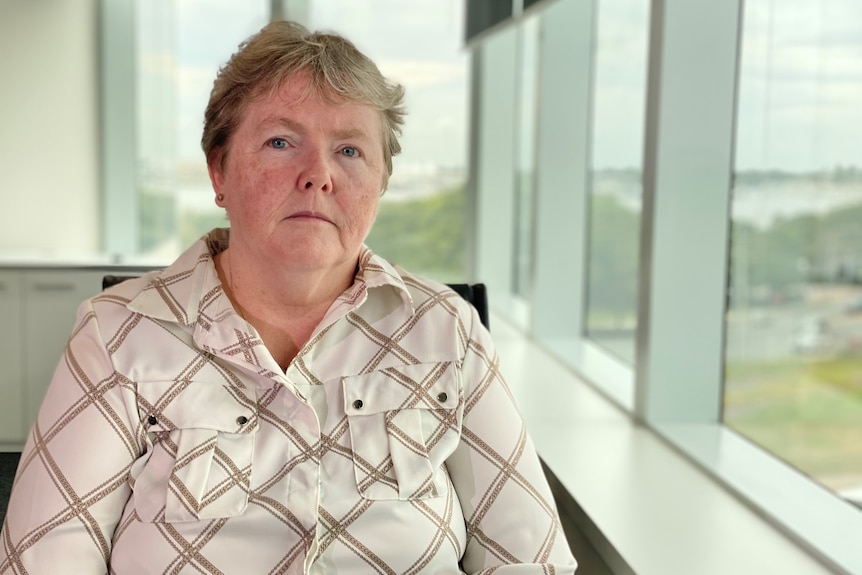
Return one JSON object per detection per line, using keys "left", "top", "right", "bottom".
{"left": 80, "top": 271, "right": 160, "bottom": 332}
{"left": 99, "top": 272, "right": 160, "bottom": 297}
{"left": 94, "top": 271, "right": 161, "bottom": 309}
{"left": 359, "top": 248, "right": 483, "bottom": 330}
{"left": 392, "top": 266, "right": 482, "bottom": 331}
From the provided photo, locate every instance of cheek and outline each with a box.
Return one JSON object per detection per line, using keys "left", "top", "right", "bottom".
{"left": 360, "top": 194, "right": 380, "bottom": 226}
{"left": 344, "top": 193, "right": 379, "bottom": 237}
{"left": 231, "top": 167, "right": 285, "bottom": 210}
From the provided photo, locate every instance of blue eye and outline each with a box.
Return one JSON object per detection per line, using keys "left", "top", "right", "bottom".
{"left": 341, "top": 146, "right": 358, "bottom": 158}
{"left": 270, "top": 138, "right": 288, "bottom": 149}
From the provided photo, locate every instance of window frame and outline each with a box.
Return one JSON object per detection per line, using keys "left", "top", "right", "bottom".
{"left": 100, "top": 0, "right": 138, "bottom": 257}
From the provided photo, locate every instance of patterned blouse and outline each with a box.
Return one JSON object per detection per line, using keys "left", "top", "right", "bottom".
{"left": 0, "top": 229, "right": 576, "bottom": 574}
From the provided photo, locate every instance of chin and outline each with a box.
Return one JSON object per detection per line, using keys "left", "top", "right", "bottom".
{"left": 274, "top": 244, "right": 344, "bottom": 272}
{"left": 267, "top": 231, "right": 358, "bottom": 270}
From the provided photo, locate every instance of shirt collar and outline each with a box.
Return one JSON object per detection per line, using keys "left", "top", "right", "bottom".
{"left": 126, "top": 228, "right": 415, "bottom": 325}
{"left": 125, "top": 229, "right": 225, "bottom": 325}
{"left": 353, "top": 245, "right": 415, "bottom": 311}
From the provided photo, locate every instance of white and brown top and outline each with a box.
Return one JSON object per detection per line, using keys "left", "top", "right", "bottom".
{"left": 0, "top": 229, "right": 576, "bottom": 574}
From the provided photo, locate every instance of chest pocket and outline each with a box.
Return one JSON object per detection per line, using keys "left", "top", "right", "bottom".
{"left": 131, "top": 379, "right": 258, "bottom": 523}
{"left": 343, "top": 361, "right": 463, "bottom": 501}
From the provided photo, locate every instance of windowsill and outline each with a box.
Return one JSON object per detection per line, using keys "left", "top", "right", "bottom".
{"left": 658, "top": 422, "right": 862, "bottom": 575}
{"left": 490, "top": 313, "right": 841, "bottom": 575}
{"left": 0, "top": 253, "right": 168, "bottom": 269}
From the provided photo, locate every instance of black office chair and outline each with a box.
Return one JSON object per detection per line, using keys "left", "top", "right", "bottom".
{"left": 442, "top": 283, "right": 489, "bottom": 330}
{"left": 102, "top": 275, "right": 489, "bottom": 330}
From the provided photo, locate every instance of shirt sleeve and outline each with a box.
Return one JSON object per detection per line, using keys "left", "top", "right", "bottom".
{"left": 446, "top": 303, "right": 578, "bottom": 574}
{"left": 0, "top": 299, "right": 140, "bottom": 573}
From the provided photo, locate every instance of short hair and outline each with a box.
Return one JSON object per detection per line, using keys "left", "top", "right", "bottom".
{"left": 202, "top": 20, "right": 405, "bottom": 186}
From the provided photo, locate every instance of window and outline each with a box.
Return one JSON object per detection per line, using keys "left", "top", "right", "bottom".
{"left": 725, "top": 0, "right": 862, "bottom": 506}
{"left": 469, "top": 0, "right": 862, "bottom": 569}
{"left": 584, "top": 0, "right": 650, "bottom": 364}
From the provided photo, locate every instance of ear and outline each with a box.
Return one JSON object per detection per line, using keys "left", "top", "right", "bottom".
{"left": 207, "top": 148, "right": 227, "bottom": 205}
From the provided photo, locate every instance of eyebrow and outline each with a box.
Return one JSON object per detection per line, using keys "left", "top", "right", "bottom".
{"left": 258, "top": 116, "right": 372, "bottom": 142}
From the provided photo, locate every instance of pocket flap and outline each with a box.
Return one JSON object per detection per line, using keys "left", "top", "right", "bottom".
{"left": 136, "top": 379, "right": 257, "bottom": 433}
{"left": 343, "top": 362, "right": 460, "bottom": 416}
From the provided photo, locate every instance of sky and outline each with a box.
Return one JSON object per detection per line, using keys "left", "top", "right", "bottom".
{"left": 734, "top": 0, "right": 862, "bottom": 172}
{"left": 589, "top": 0, "right": 862, "bottom": 173}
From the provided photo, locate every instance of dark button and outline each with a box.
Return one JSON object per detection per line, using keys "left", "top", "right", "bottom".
{"left": 437, "top": 392, "right": 448, "bottom": 403}
{"left": 352, "top": 399, "right": 364, "bottom": 410}
{"left": 147, "top": 415, "right": 158, "bottom": 425}
{"left": 236, "top": 415, "right": 249, "bottom": 426}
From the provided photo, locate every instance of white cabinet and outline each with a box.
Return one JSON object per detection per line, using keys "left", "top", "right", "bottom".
{"left": 22, "top": 270, "right": 109, "bottom": 433}
{"left": 0, "top": 272, "right": 24, "bottom": 442}
{"left": 0, "top": 267, "right": 154, "bottom": 448}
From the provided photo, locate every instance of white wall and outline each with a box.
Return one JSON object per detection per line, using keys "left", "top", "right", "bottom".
{"left": 0, "top": 0, "right": 100, "bottom": 255}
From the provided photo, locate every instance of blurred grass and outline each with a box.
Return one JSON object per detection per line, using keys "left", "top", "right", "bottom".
{"left": 725, "top": 356, "right": 862, "bottom": 486}
{"left": 365, "top": 185, "right": 466, "bottom": 282}
{"left": 810, "top": 357, "right": 862, "bottom": 397}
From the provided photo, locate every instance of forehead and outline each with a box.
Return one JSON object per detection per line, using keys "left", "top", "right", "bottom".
{"left": 240, "top": 73, "right": 384, "bottom": 141}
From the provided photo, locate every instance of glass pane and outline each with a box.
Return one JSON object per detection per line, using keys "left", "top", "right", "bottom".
{"left": 725, "top": 0, "right": 862, "bottom": 505}
{"left": 311, "top": 1, "right": 469, "bottom": 282}
{"left": 512, "top": 15, "right": 540, "bottom": 298}
{"left": 584, "top": 0, "right": 649, "bottom": 363}
{"left": 136, "top": 0, "right": 269, "bottom": 258}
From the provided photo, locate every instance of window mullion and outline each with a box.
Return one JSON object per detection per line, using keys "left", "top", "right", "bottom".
{"left": 635, "top": 0, "right": 742, "bottom": 423}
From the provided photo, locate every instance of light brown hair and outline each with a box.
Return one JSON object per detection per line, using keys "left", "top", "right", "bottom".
{"left": 202, "top": 20, "right": 405, "bottom": 186}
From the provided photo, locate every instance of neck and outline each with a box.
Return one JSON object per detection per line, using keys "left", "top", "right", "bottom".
{"left": 214, "top": 247, "right": 358, "bottom": 369}
{"left": 221, "top": 242, "right": 357, "bottom": 305}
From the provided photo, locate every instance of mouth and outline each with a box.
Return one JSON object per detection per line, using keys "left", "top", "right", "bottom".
{"left": 286, "top": 211, "right": 334, "bottom": 225}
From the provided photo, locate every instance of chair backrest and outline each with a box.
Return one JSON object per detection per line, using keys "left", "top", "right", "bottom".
{"left": 102, "top": 275, "right": 489, "bottom": 330}
{"left": 444, "top": 283, "right": 489, "bottom": 330}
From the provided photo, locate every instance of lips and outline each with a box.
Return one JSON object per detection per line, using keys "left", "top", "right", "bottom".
{"left": 287, "top": 211, "right": 334, "bottom": 224}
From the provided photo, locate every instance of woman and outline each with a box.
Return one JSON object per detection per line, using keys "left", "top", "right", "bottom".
{"left": 0, "top": 21, "right": 576, "bottom": 573}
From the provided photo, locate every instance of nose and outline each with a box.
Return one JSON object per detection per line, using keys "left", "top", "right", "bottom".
{"left": 298, "top": 148, "right": 332, "bottom": 194}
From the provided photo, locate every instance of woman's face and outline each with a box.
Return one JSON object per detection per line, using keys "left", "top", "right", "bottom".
{"left": 209, "top": 72, "right": 385, "bottom": 277}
